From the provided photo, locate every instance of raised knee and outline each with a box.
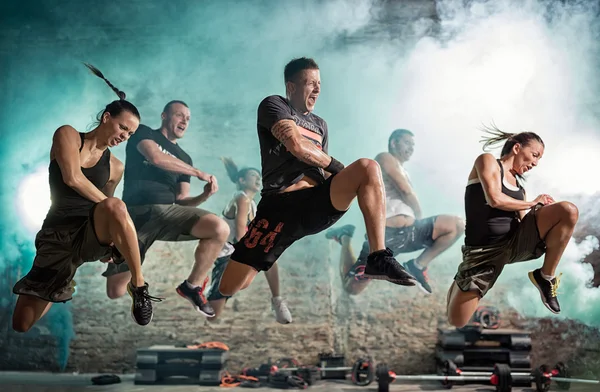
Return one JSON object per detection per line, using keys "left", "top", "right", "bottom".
{"left": 12, "top": 318, "right": 33, "bottom": 333}
{"left": 197, "top": 216, "right": 230, "bottom": 242}
{"left": 356, "top": 158, "right": 380, "bottom": 177}
{"left": 214, "top": 219, "right": 230, "bottom": 242}
{"left": 558, "top": 201, "right": 578, "bottom": 225}
{"left": 100, "top": 197, "right": 128, "bottom": 220}
{"left": 106, "top": 286, "right": 127, "bottom": 300}
{"left": 435, "top": 216, "right": 465, "bottom": 238}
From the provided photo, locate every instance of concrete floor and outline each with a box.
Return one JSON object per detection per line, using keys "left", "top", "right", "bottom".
{"left": 0, "top": 372, "right": 598, "bottom": 392}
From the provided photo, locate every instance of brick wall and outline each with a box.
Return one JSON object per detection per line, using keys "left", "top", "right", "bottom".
{"left": 3, "top": 234, "right": 600, "bottom": 378}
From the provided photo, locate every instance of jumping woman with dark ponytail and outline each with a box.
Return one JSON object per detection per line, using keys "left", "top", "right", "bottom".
{"left": 206, "top": 157, "right": 292, "bottom": 324}
{"left": 12, "top": 64, "right": 160, "bottom": 332}
{"left": 446, "top": 124, "right": 578, "bottom": 327}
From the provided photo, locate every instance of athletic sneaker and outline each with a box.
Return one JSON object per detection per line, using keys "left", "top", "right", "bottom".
{"left": 272, "top": 297, "right": 293, "bottom": 324}
{"left": 403, "top": 259, "right": 432, "bottom": 294}
{"left": 528, "top": 269, "right": 561, "bottom": 314}
{"left": 176, "top": 278, "right": 215, "bottom": 317}
{"left": 127, "top": 282, "right": 162, "bottom": 326}
{"left": 325, "top": 224, "right": 356, "bottom": 244}
{"left": 347, "top": 258, "right": 371, "bottom": 281}
{"left": 362, "top": 248, "right": 417, "bottom": 286}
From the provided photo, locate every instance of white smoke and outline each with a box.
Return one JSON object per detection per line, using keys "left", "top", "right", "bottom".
{"left": 379, "top": 0, "right": 600, "bottom": 322}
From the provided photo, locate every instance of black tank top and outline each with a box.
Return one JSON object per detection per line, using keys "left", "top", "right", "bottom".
{"left": 42, "top": 133, "right": 111, "bottom": 228}
{"left": 464, "top": 159, "right": 525, "bottom": 246}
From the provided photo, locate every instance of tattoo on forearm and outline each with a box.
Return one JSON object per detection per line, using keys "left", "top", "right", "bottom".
{"left": 272, "top": 122, "right": 295, "bottom": 144}
{"left": 301, "top": 147, "right": 330, "bottom": 168}
{"left": 272, "top": 120, "right": 330, "bottom": 168}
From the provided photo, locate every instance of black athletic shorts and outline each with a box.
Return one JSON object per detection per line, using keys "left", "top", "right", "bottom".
{"left": 231, "top": 174, "right": 346, "bottom": 271}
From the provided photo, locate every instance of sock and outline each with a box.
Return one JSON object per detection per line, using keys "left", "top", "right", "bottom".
{"left": 540, "top": 271, "right": 555, "bottom": 281}
{"left": 185, "top": 279, "right": 200, "bottom": 290}
{"left": 272, "top": 296, "right": 282, "bottom": 302}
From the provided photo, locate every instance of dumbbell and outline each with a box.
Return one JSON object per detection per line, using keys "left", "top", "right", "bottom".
{"left": 442, "top": 360, "right": 599, "bottom": 392}
{"left": 531, "top": 362, "right": 600, "bottom": 392}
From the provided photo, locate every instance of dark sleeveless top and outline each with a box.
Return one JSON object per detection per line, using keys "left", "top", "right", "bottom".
{"left": 42, "top": 132, "right": 111, "bottom": 228}
{"left": 464, "top": 159, "right": 525, "bottom": 246}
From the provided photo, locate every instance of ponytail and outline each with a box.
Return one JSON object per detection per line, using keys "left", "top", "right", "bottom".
{"left": 84, "top": 63, "right": 127, "bottom": 100}
{"left": 221, "top": 157, "right": 241, "bottom": 184}
{"left": 84, "top": 63, "right": 140, "bottom": 124}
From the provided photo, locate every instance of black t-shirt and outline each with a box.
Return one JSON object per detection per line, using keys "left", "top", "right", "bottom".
{"left": 257, "top": 95, "right": 329, "bottom": 195}
{"left": 122, "top": 124, "right": 192, "bottom": 205}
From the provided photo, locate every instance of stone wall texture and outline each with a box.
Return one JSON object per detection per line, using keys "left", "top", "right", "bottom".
{"left": 2, "top": 233, "right": 600, "bottom": 380}
{"left": 2, "top": 0, "right": 600, "bottom": 380}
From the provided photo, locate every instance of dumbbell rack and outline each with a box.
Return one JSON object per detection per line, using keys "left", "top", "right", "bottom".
{"left": 134, "top": 345, "right": 229, "bottom": 385}
{"left": 436, "top": 326, "right": 532, "bottom": 388}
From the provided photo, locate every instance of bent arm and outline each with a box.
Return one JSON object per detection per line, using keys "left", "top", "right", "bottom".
{"left": 375, "top": 152, "right": 422, "bottom": 219}
{"left": 475, "top": 153, "right": 536, "bottom": 211}
{"left": 175, "top": 181, "right": 210, "bottom": 207}
{"left": 234, "top": 195, "right": 250, "bottom": 242}
{"left": 137, "top": 140, "right": 209, "bottom": 181}
{"left": 271, "top": 119, "right": 333, "bottom": 169}
{"left": 101, "top": 156, "right": 124, "bottom": 197}
{"left": 53, "top": 125, "right": 107, "bottom": 203}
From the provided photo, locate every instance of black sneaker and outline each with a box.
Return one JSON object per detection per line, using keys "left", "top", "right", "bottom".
{"left": 127, "top": 282, "right": 163, "bottom": 326}
{"left": 362, "top": 248, "right": 417, "bottom": 286}
{"left": 325, "top": 224, "right": 356, "bottom": 245}
{"left": 528, "top": 269, "right": 561, "bottom": 314}
{"left": 176, "top": 278, "right": 215, "bottom": 317}
{"left": 403, "top": 259, "right": 432, "bottom": 294}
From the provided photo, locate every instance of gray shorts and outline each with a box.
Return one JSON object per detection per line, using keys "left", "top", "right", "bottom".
{"left": 355, "top": 216, "right": 437, "bottom": 262}
{"left": 384, "top": 216, "right": 437, "bottom": 254}
{"left": 454, "top": 204, "right": 546, "bottom": 298}
{"left": 13, "top": 207, "right": 112, "bottom": 303}
{"left": 102, "top": 204, "right": 211, "bottom": 277}
{"left": 206, "top": 254, "right": 232, "bottom": 302}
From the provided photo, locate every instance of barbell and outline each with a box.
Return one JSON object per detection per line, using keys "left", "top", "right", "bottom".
{"left": 443, "top": 360, "right": 598, "bottom": 391}
{"left": 377, "top": 361, "right": 600, "bottom": 392}
{"left": 377, "top": 363, "right": 514, "bottom": 392}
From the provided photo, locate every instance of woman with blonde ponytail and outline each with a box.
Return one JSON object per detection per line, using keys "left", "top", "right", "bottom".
{"left": 205, "top": 157, "right": 292, "bottom": 324}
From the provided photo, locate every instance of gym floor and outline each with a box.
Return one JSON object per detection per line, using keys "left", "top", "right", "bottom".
{"left": 0, "top": 372, "right": 597, "bottom": 392}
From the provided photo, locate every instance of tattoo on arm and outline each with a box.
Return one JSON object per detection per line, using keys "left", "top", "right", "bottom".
{"left": 272, "top": 119, "right": 331, "bottom": 168}
{"left": 302, "top": 151, "right": 330, "bottom": 168}
{"left": 271, "top": 122, "right": 295, "bottom": 144}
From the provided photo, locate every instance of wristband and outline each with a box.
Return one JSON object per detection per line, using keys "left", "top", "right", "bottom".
{"left": 325, "top": 157, "right": 345, "bottom": 174}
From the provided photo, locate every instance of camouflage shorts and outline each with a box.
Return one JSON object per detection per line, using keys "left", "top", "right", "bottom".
{"left": 454, "top": 204, "right": 546, "bottom": 298}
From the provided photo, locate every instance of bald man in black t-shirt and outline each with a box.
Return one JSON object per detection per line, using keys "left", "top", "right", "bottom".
{"left": 102, "top": 100, "right": 228, "bottom": 318}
